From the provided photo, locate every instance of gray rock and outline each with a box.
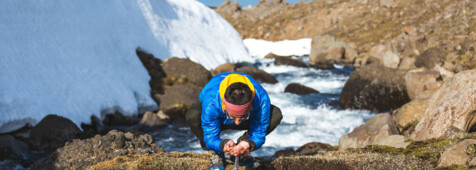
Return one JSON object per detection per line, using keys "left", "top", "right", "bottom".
{"left": 404, "top": 69, "right": 442, "bottom": 100}
{"left": 339, "top": 113, "right": 399, "bottom": 151}
{"left": 309, "top": 35, "right": 351, "bottom": 68}
{"left": 236, "top": 66, "right": 278, "bottom": 84}
{"left": 411, "top": 69, "right": 476, "bottom": 141}
{"left": 274, "top": 56, "right": 307, "bottom": 68}
{"left": 162, "top": 57, "right": 211, "bottom": 87}
{"left": 373, "top": 135, "right": 410, "bottom": 149}
{"left": 393, "top": 90, "right": 435, "bottom": 138}
{"left": 414, "top": 47, "right": 443, "bottom": 68}
{"left": 438, "top": 139, "right": 476, "bottom": 168}
{"left": 158, "top": 85, "right": 202, "bottom": 120}
{"left": 284, "top": 83, "right": 319, "bottom": 95}
{"left": 140, "top": 111, "right": 168, "bottom": 127}
{"left": 398, "top": 56, "right": 416, "bottom": 69}
{"left": 29, "top": 115, "right": 81, "bottom": 151}
{"left": 136, "top": 48, "right": 165, "bottom": 95}
{"left": 339, "top": 63, "right": 410, "bottom": 112}
{"left": 211, "top": 62, "right": 236, "bottom": 76}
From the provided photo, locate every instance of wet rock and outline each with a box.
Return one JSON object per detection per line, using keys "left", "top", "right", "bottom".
{"left": 438, "top": 139, "right": 476, "bottom": 168}
{"left": 136, "top": 48, "right": 165, "bottom": 95}
{"left": 0, "top": 135, "right": 31, "bottom": 161}
{"left": 411, "top": 69, "right": 476, "bottom": 141}
{"left": 162, "top": 57, "right": 211, "bottom": 87}
{"left": 393, "top": 90, "right": 434, "bottom": 138}
{"left": 29, "top": 115, "right": 81, "bottom": 151}
{"left": 158, "top": 85, "right": 202, "bottom": 120}
{"left": 296, "top": 142, "right": 334, "bottom": 155}
{"left": 414, "top": 47, "right": 443, "bottom": 68}
{"left": 339, "top": 63, "right": 410, "bottom": 112}
{"left": 211, "top": 62, "right": 236, "bottom": 76}
{"left": 102, "top": 112, "right": 140, "bottom": 126}
{"left": 404, "top": 69, "right": 442, "bottom": 100}
{"left": 284, "top": 83, "right": 319, "bottom": 95}
{"left": 339, "top": 113, "right": 399, "bottom": 151}
{"left": 31, "top": 130, "right": 163, "bottom": 170}
{"left": 80, "top": 115, "right": 110, "bottom": 138}
{"left": 139, "top": 111, "right": 169, "bottom": 127}
{"left": 236, "top": 66, "right": 278, "bottom": 84}
{"left": 274, "top": 56, "right": 307, "bottom": 68}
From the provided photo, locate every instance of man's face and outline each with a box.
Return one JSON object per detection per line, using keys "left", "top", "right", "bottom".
{"left": 226, "top": 110, "right": 250, "bottom": 125}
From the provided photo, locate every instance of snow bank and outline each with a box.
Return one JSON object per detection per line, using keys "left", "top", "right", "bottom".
{"left": 0, "top": 0, "right": 251, "bottom": 133}
{"left": 243, "top": 38, "right": 312, "bottom": 58}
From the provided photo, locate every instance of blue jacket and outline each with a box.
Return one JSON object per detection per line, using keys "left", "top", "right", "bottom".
{"left": 199, "top": 72, "right": 271, "bottom": 153}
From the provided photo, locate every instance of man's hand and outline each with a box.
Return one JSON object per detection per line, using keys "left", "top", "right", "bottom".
{"left": 234, "top": 141, "right": 250, "bottom": 157}
{"left": 223, "top": 140, "right": 236, "bottom": 156}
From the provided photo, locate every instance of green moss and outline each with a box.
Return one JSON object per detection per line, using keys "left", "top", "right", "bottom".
{"left": 403, "top": 138, "right": 458, "bottom": 166}
{"left": 348, "top": 145, "right": 404, "bottom": 155}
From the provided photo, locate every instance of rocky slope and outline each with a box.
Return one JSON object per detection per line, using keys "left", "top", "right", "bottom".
{"left": 216, "top": 0, "right": 476, "bottom": 71}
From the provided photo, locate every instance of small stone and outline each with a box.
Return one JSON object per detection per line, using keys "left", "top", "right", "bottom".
{"left": 124, "top": 132, "right": 134, "bottom": 140}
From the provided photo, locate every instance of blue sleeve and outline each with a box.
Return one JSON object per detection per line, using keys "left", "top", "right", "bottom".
{"left": 248, "top": 89, "right": 271, "bottom": 151}
{"left": 201, "top": 101, "right": 224, "bottom": 152}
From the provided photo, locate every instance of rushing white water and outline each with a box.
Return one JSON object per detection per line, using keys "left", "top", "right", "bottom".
{"left": 154, "top": 56, "right": 374, "bottom": 157}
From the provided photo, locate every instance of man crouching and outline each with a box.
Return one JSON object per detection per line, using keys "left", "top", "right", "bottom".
{"left": 186, "top": 72, "right": 282, "bottom": 170}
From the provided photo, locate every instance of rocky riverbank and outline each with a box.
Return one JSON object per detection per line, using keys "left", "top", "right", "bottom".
{"left": 1, "top": 0, "right": 476, "bottom": 169}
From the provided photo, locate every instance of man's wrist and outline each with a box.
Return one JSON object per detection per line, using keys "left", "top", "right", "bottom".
{"left": 243, "top": 139, "right": 256, "bottom": 151}
{"left": 220, "top": 139, "right": 232, "bottom": 151}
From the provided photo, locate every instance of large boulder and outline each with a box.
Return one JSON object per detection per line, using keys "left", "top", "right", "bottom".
{"left": 339, "top": 64, "right": 410, "bottom": 112}
{"left": 157, "top": 85, "right": 202, "bottom": 120}
{"left": 410, "top": 69, "right": 476, "bottom": 141}
{"left": 369, "top": 44, "right": 401, "bottom": 69}
{"left": 393, "top": 90, "right": 434, "bottom": 138}
{"left": 274, "top": 56, "right": 307, "bottom": 68}
{"left": 236, "top": 66, "right": 278, "bottom": 84}
{"left": 414, "top": 47, "right": 443, "bottom": 68}
{"left": 31, "top": 130, "right": 163, "bottom": 170}
{"left": 438, "top": 139, "right": 476, "bottom": 168}
{"left": 339, "top": 113, "right": 399, "bottom": 151}
{"left": 309, "top": 35, "right": 354, "bottom": 69}
{"left": 102, "top": 112, "right": 140, "bottom": 126}
{"left": 162, "top": 57, "right": 211, "bottom": 87}
{"left": 29, "top": 115, "right": 81, "bottom": 151}
{"left": 284, "top": 83, "right": 319, "bottom": 95}
{"left": 404, "top": 69, "right": 442, "bottom": 100}
{"left": 211, "top": 62, "right": 236, "bottom": 76}
{"left": 136, "top": 48, "right": 165, "bottom": 95}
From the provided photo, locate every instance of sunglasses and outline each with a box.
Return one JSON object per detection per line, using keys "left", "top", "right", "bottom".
{"left": 225, "top": 110, "right": 250, "bottom": 122}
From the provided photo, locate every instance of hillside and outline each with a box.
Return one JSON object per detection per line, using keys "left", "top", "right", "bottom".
{"left": 216, "top": 0, "right": 476, "bottom": 71}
